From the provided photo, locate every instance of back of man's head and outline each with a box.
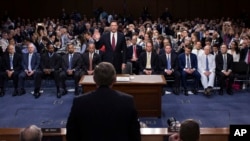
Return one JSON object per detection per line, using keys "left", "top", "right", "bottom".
{"left": 20, "top": 125, "right": 42, "bottom": 141}
{"left": 93, "top": 62, "right": 116, "bottom": 86}
{"left": 179, "top": 119, "right": 200, "bottom": 141}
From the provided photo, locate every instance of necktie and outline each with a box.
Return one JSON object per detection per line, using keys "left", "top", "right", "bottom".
{"left": 167, "top": 54, "right": 171, "bottom": 69}
{"left": 68, "top": 54, "right": 73, "bottom": 69}
{"left": 146, "top": 52, "right": 151, "bottom": 69}
{"left": 133, "top": 45, "right": 137, "bottom": 58}
{"left": 206, "top": 55, "right": 209, "bottom": 71}
{"left": 223, "top": 54, "right": 227, "bottom": 71}
{"left": 112, "top": 33, "right": 115, "bottom": 50}
{"left": 28, "top": 54, "right": 32, "bottom": 71}
{"left": 10, "top": 55, "right": 13, "bottom": 70}
{"left": 89, "top": 53, "right": 93, "bottom": 71}
{"left": 187, "top": 55, "right": 191, "bottom": 69}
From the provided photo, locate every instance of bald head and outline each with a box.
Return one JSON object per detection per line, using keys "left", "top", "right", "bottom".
{"left": 20, "top": 125, "right": 42, "bottom": 141}
{"left": 203, "top": 45, "right": 211, "bottom": 55}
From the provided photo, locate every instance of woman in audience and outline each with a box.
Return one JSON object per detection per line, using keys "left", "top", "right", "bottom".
{"left": 227, "top": 40, "right": 240, "bottom": 62}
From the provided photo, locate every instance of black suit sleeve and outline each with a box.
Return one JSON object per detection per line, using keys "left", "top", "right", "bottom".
{"left": 127, "top": 97, "right": 141, "bottom": 141}
{"left": 66, "top": 98, "right": 81, "bottom": 141}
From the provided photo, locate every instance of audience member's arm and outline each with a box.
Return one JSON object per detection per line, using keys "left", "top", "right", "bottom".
{"left": 169, "top": 133, "right": 180, "bottom": 141}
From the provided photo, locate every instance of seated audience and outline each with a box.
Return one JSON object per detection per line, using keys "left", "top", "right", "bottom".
{"left": 82, "top": 43, "right": 101, "bottom": 75}
{"left": 216, "top": 44, "right": 234, "bottom": 95}
{"left": 138, "top": 41, "right": 158, "bottom": 75}
{"left": 18, "top": 43, "right": 42, "bottom": 98}
{"left": 227, "top": 40, "right": 240, "bottom": 62}
{"left": 159, "top": 44, "right": 180, "bottom": 94}
{"left": 198, "top": 45, "right": 216, "bottom": 96}
{"left": 211, "top": 44, "right": 221, "bottom": 56}
{"left": 1, "top": 44, "right": 22, "bottom": 96}
{"left": 40, "top": 43, "right": 62, "bottom": 98}
{"left": 191, "top": 41, "right": 204, "bottom": 57}
{"left": 59, "top": 43, "right": 82, "bottom": 96}
{"left": 178, "top": 46, "right": 201, "bottom": 96}
{"left": 126, "top": 35, "right": 143, "bottom": 74}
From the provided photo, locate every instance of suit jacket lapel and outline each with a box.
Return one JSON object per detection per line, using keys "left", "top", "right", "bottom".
{"left": 108, "top": 32, "right": 112, "bottom": 49}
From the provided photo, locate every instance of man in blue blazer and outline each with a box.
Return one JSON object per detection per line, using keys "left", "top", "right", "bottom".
{"left": 66, "top": 62, "right": 141, "bottom": 141}
{"left": 18, "top": 43, "right": 42, "bottom": 98}
{"left": 178, "top": 46, "right": 201, "bottom": 96}
{"left": 94, "top": 20, "right": 127, "bottom": 74}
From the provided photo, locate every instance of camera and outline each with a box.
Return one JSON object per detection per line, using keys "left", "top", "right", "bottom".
{"left": 167, "top": 117, "right": 180, "bottom": 132}
{"left": 37, "top": 23, "right": 43, "bottom": 26}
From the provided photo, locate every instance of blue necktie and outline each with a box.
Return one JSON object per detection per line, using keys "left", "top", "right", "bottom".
{"left": 28, "top": 54, "right": 32, "bottom": 71}
{"left": 206, "top": 55, "right": 209, "bottom": 71}
{"left": 166, "top": 54, "right": 171, "bottom": 69}
{"left": 187, "top": 55, "right": 191, "bottom": 69}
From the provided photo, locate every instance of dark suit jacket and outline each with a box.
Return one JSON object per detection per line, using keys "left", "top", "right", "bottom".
{"left": 215, "top": 53, "right": 233, "bottom": 73}
{"left": 158, "top": 52, "right": 179, "bottom": 73}
{"left": 40, "top": 52, "right": 61, "bottom": 71}
{"left": 61, "top": 52, "right": 82, "bottom": 72}
{"left": 178, "top": 53, "right": 198, "bottom": 71}
{"left": 240, "top": 47, "right": 250, "bottom": 61}
{"left": 126, "top": 45, "right": 143, "bottom": 62}
{"left": 138, "top": 51, "right": 158, "bottom": 73}
{"left": 21, "top": 52, "right": 40, "bottom": 71}
{"left": 95, "top": 32, "right": 127, "bottom": 73}
{"left": 2, "top": 53, "right": 22, "bottom": 72}
{"left": 66, "top": 86, "right": 141, "bottom": 141}
{"left": 82, "top": 52, "right": 101, "bottom": 73}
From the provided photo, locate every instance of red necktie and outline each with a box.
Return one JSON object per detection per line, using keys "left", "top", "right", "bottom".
{"left": 112, "top": 33, "right": 115, "bottom": 50}
{"left": 133, "top": 45, "right": 137, "bottom": 58}
{"left": 89, "top": 53, "right": 93, "bottom": 71}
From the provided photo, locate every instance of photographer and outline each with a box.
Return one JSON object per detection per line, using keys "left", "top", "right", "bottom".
{"left": 169, "top": 119, "right": 200, "bottom": 141}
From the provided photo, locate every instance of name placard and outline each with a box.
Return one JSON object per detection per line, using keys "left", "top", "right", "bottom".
{"left": 41, "top": 128, "right": 61, "bottom": 133}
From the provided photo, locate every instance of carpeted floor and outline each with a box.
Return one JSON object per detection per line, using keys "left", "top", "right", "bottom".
{"left": 0, "top": 80, "right": 250, "bottom": 128}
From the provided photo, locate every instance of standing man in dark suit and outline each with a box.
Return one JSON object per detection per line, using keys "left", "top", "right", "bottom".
{"left": 59, "top": 43, "right": 82, "bottom": 96}
{"left": 138, "top": 42, "right": 158, "bottom": 75}
{"left": 126, "top": 35, "right": 143, "bottom": 74}
{"left": 1, "top": 44, "right": 22, "bottom": 96}
{"left": 82, "top": 43, "right": 101, "bottom": 75}
{"left": 66, "top": 62, "right": 141, "bottom": 141}
{"left": 178, "top": 46, "right": 201, "bottom": 96}
{"left": 159, "top": 44, "right": 180, "bottom": 94}
{"left": 40, "top": 43, "right": 62, "bottom": 98}
{"left": 18, "top": 43, "right": 42, "bottom": 98}
{"left": 216, "top": 44, "right": 234, "bottom": 95}
{"left": 93, "top": 20, "right": 127, "bottom": 74}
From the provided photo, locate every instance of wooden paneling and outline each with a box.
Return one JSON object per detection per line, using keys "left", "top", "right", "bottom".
{"left": 0, "top": 0, "right": 249, "bottom": 20}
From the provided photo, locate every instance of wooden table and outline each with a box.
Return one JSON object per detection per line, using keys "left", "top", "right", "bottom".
{"left": 79, "top": 75, "right": 166, "bottom": 117}
{"left": 0, "top": 128, "right": 229, "bottom": 141}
